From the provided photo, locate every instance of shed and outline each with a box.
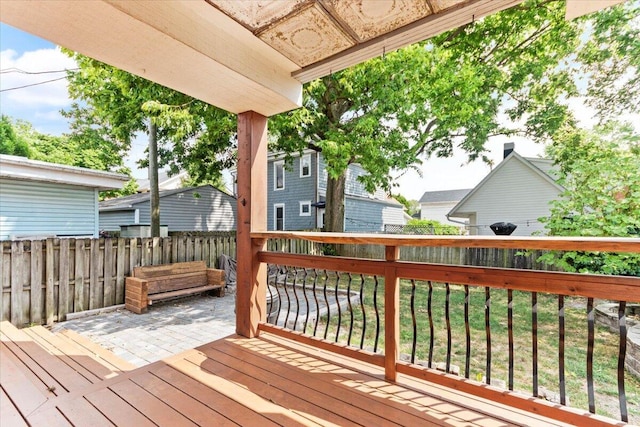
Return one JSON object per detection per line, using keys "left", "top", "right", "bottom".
{"left": 0, "top": 154, "right": 128, "bottom": 240}
{"left": 99, "top": 184, "right": 237, "bottom": 233}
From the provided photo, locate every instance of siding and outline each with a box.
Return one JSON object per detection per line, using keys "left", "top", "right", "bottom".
{"left": 318, "top": 156, "right": 384, "bottom": 199}
{"left": 0, "top": 178, "right": 97, "bottom": 239}
{"left": 420, "top": 202, "right": 465, "bottom": 225}
{"left": 136, "top": 186, "right": 236, "bottom": 231}
{"left": 344, "top": 197, "right": 405, "bottom": 233}
{"left": 99, "top": 210, "right": 136, "bottom": 231}
{"left": 454, "top": 159, "right": 561, "bottom": 236}
{"left": 267, "top": 154, "right": 317, "bottom": 231}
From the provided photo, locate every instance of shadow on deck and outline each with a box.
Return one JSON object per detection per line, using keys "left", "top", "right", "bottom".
{"left": 1, "top": 320, "right": 579, "bottom": 427}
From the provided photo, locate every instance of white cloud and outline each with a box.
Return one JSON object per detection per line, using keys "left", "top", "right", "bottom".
{"left": 0, "top": 47, "right": 76, "bottom": 108}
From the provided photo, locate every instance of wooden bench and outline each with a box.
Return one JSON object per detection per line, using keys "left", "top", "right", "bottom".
{"left": 125, "top": 261, "right": 225, "bottom": 314}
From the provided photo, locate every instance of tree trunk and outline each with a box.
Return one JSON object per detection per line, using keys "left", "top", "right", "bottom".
{"left": 325, "top": 173, "right": 346, "bottom": 233}
{"left": 148, "top": 121, "right": 160, "bottom": 237}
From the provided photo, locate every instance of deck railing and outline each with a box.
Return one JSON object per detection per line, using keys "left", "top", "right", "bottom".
{"left": 252, "top": 232, "right": 640, "bottom": 426}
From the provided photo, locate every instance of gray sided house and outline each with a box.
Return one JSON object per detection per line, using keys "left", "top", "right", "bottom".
{"left": 419, "top": 189, "right": 471, "bottom": 227}
{"left": 448, "top": 149, "right": 562, "bottom": 236}
{"left": 0, "top": 154, "right": 128, "bottom": 240}
{"left": 265, "top": 151, "right": 405, "bottom": 232}
{"left": 99, "top": 185, "right": 236, "bottom": 233}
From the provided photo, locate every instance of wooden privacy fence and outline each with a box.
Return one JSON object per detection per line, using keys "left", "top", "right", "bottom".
{"left": 1, "top": 233, "right": 550, "bottom": 327}
{"left": 0, "top": 233, "right": 237, "bottom": 327}
{"left": 340, "top": 244, "right": 556, "bottom": 270}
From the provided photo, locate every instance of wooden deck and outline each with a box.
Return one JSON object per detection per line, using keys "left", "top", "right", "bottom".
{"left": 1, "top": 321, "right": 584, "bottom": 426}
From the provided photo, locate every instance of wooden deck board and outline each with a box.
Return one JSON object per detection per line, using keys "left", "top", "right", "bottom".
{"left": 1, "top": 322, "right": 616, "bottom": 427}
{"left": 57, "top": 328, "right": 136, "bottom": 373}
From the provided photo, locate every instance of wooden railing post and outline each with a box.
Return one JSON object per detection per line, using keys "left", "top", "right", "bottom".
{"left": 236, "top": 111, "right": 268, "bottom": 338}
{"left": 385, "top": 245, "right": 400, "bottom": 381}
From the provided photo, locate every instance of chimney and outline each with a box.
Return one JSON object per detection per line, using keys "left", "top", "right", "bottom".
{"left": 503, "top": 142, "right": 515, "bottom": 159}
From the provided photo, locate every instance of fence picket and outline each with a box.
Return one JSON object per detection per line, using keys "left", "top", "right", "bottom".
{"left": 104, "top": 238, "right": 115, "bottom": 306}
{"left": 74, "top": 239, "right": 85, "bottom": 312}
{"left": 30, "top": 240, "right": 43, "bottom": 324}
{"left": 10, "top": 241, "right": 24, "bottom": 326}
{"left": 116, "top": 238, "right": 126, "bottom": 304}
{"left": 58, "top": 239, "right": 70, "bottom": 321}
{"left": 45, "top": 238, "right": 55, "bottom": 325}
{"left": 90, "top": 239, "right": 102, "bottom": 309}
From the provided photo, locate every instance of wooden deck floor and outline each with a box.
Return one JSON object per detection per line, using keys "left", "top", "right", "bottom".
{"left": 1, "top": 321, "right": 579, "bottom": 426}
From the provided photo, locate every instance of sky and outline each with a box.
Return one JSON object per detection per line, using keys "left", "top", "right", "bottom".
{"left": 0, "top": 23, "right": 608, "bottom": 201}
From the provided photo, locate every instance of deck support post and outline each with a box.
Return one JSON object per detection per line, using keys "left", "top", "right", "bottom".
{"left": 236, "top": 111, "right": 268, "bottom": 338}
{"left": 384, "top": 245, "right": 400, "bottom": 381}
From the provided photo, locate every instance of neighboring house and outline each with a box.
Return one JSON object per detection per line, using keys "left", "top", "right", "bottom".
{"left": 260, "top": 151, "right": 405, "bottom": 232}
{"left": 99, "top": 184, "right": 236, "bottom": 233}
{"left": 447, "top": 145, "right": 562, "bottom": 236}
{"left": 0, "top": 154, "right": 128, "bottom": 240}
{"left": 136, "top": 170, "right": 189, "bottom": 192}
{"left": 419, "top": 189, "right": 471, "bottom": 226}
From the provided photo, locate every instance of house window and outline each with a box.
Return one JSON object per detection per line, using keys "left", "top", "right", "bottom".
{"left": 300, "top": 154, "right": 311, "bottom": 177}
{"left": 274, "top": 160, "right": 284, "bottom": 190}
{"left": 274, "top": 203, "right": 285, "bottom": 230}
{"left": 299, "top": 201, "right": 311, "bottom": 216}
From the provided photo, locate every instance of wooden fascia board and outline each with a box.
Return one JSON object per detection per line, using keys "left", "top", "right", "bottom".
{"left": 0, "top": 0, "right": 302, "bottom": 116}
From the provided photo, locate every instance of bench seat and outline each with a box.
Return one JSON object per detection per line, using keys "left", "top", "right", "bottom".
{"left": 125, "top": 261, "right": 225, "bottom": 314}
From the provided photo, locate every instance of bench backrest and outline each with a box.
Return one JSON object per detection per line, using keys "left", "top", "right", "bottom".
{"left": 132, "top": 261, "right": 208, "bottom": 295}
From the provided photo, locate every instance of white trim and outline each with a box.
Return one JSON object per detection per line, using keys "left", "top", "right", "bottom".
{"left": 134, "top": 209, "right": 140, "bottom": 224}
{"left": 299, "top": 200, "right": 311, "bottom": 216}
{"left": 94, "top": 189, "right": 99, "bottom": 237}
{"left": 273, "top": 160, "right": 285, "bottom": 191}
{"left": 300, "top": 153, "right": 311, "bottom": 177}
{"left": 274, "top": 203, "right": 285, "bottom": 230}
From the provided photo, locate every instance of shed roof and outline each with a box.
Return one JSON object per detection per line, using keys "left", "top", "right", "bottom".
{"left": 0, "top": 154, "right": 129, "bottom": 191}
{"left": 99, "top": 184, "right": 235, "bottom": 211}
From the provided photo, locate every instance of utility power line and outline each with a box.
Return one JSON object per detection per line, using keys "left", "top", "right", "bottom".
{"left": 0, "top": 76, "right": 67, "bottom": 92}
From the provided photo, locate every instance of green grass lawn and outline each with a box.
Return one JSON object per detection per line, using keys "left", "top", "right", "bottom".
{"left": 300, "top": 275, "right": 639, "bottom": 423}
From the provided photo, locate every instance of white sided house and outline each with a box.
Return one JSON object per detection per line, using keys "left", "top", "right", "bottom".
{"left": 447, "top": 147, "right": 563, "bottom": 236}
{"left": 99, "top": 184, "right": 237, "bottom": 233}
{"left": 0, "top": 154, "right": 128, "bottom": 240}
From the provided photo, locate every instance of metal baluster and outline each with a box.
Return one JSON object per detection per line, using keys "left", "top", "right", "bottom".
{"left": 485, "top": 287, "right": 491, "bottom": 384}
{"left": 508, "top": 289, "right": 514, "bottom": 391}
{"left": 428, "top": 281, "right": 434, "bottom": 368}
{"left": 283, "top": 266, "right": 293, "bottom": 329}
{"left": 267, "top": 282, "right": 274, "bottom": 325}
{"left": 302, "top": 269, "right": 310, "bottom": 333}
{"left": 323, "top": 271, "right": 331, "bottom": 340}
{"left": 464, "top": 285, "right": 470, "bottom": 378}
{"left": 587, "top": 297, "right": 595, "bottom": 414}
{"left": 312, "top": 270, "right": 322, "bottom": 336}
{"left": 346, "top": 273, "right": 354, "bottom": 347}
{"left": 445, "top": 283, "right": 452, "bottom": 373}
{"left": 292, "top": 267, "right": 300, "bottom": 331}
{"left": 618, "top": 301, "right": 628, "bottom": 423}
{"left": 274, "top": 265, "right": 283, "bottom": 326}
{"left": 334, "top": 272, "right": 342, "bottom": 343}
{"left": 410, "top": 279, "right": 417, "bottom": 364}
{"left": 559, "top": 294, "right": 566, "bottom": 405}
{"left": 359, "top": 274, "right": 367, "bottom": 350}
{"left": 373, "top": 275, "right": 380, "bottom": 353}
{"left": 532, "top": 292, "right": 538, "bottom": 397}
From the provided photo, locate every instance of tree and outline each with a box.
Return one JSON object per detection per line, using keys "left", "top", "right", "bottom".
{"left": 0, "top": 116, "right": 137, "bottom": 199}
{"left": 393, "top": 194, "right": 420, "bottom": 217}
{"left": 539, "top": 122, "right": 640, "bottom": 275}
{"left": 0, "top": 115, "right": 31, "bottom": 157}
{"left": 270, "top": 0, "right": 639, "bottom": 232}
{"left": 64, "top": 52, "right": 236, "bottom": 235}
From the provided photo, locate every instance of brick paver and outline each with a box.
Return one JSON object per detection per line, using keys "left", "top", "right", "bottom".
{"left": 51, "top": 291, "right": 237, "bottom": 366}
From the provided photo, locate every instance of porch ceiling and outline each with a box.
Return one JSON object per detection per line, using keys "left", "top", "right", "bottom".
{"left": 1, "top": 0, "right": 524, "bottom": 116}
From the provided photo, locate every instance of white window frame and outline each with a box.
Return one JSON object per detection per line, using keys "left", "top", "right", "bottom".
{"left": 274, "top": 160, "right": 285, "bottom": 190}
{"left": 300, "top": 153, "right": 311, "bottom": 177}
{"left": 299, "top": 201, "right": 311, "bottom": 216}
{"left": 274, "top": 203, "right": 285, "bottom": 230}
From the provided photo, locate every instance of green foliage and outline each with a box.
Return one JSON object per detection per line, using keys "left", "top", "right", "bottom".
{"left": 406, "top": 219, "right": 461, "bottom": 235}
{"left": 393, "top": 194, "right": 420, "bottom": 216}
{"left": 0, "top": 115, "right": 31, "bottom": 157}
{"left": 540, "top": 122, "right": 640, "bottom": 275}
{"left": 63, "top": 51, "right": 237, "bottom": 183}
{"left": 270, "top": 0, "right": 639, "bottom": 232}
